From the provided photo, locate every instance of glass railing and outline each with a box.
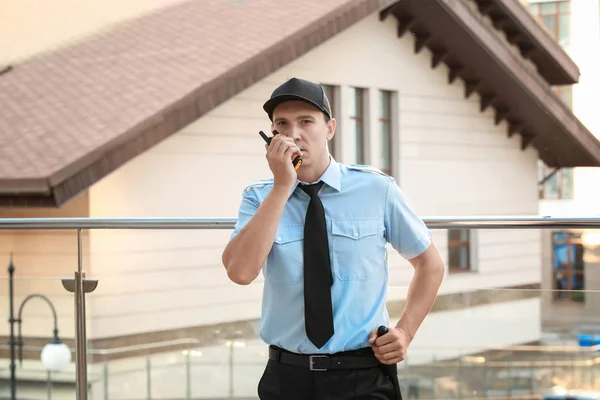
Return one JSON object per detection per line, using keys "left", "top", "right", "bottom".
{"left": 0, "top": 217, "right": 598, "bottom": 400}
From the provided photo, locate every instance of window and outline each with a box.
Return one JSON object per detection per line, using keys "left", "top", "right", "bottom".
{"left": 448, "top": 229, "right": 471, "bottom": 272}
{"left": 378, "top": 90, "right": 393, "bottom": 175}
{"left": 552, "top": 231, "right": 585, "bottom": 303}
{"left": 348, "top": 87, "right": 366, "bottom": 164}
{"left": 321, "top": 84, "right": 338, "bottom": 159}
{"left": 537, "top": 160, "right": 574, "bottom": 199}
{"left": 528, "top": 1, "right": 570, "bottom": 47}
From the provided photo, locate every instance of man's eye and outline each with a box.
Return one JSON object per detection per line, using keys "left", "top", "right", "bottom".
{"left": 277, "top": 121, "right": 288, "bottom": 126}
{"left": 302, "top": 120, "right": 312, "bottom": 124}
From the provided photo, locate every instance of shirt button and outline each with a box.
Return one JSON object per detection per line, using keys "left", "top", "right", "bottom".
{"left": 276, "top": 236, "right": 281, "bottom": 242}
{"left": 353, "top": 231, "right": 359, "bottom": 237}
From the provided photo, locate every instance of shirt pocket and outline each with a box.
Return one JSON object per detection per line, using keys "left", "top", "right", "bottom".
{"left": 331, "top": 218, "right": 385, "bottom": 281}
{"left": 266, "top": 224, "right": 304, "bottom": 285}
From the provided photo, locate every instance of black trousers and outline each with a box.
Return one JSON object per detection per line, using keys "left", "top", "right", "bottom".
{"left": 258, "top": 347, "right": 402, "bottom": 400}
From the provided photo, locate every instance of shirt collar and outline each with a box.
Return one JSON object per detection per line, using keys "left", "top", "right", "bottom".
{"left": 289, "top": 155, "right": 341, "bottom": 198}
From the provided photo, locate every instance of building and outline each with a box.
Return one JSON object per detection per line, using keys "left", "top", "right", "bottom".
{"left": 1, "top": 0, "right": 599, "bottom": 397}
{"left": 525, "top": 0, "right": 600, "bottom": 338}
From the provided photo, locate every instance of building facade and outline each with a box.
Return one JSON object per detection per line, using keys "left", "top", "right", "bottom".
{"left": 527, "top": 0, "right": 600, "bottom": 335}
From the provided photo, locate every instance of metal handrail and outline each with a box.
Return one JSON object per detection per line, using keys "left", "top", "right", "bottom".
{"left": 0, "top": 216, "right": 599, "bottom": 229}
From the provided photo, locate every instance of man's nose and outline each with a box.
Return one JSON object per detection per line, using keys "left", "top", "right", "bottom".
{"left": 290, "top": 125, "right": 302, "bottom": 140}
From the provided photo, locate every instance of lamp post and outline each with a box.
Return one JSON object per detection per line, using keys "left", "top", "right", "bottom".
{"left": 8, "top": 255, "right": 72, "bottom": 400}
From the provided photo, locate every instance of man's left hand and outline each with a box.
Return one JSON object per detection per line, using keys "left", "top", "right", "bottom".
{"left": 368, "top": 327, "right": 411, "bottom": 365}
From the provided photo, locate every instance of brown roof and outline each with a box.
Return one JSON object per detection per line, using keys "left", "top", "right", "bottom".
{"left": 0, "top": 0, "right": 393, "bottom": 207}
{"left": 0, "top": 0, "right": 598, "bottom": 207}
{"left": 381, "top": 0, "right": 600, "bottom": 168}
{"left": 472, "top": 0, "right": 579, "bottom": 85}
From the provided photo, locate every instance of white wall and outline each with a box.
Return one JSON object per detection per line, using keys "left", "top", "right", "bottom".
{"left": 86, "top": 12, "right": 541, "bottom": 340}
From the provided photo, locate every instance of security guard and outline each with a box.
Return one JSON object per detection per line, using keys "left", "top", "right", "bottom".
{"left": 222, "top": 77, "right": 445, "bottom": 399}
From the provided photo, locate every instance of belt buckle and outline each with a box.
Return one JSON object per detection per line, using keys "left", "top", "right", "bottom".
{"left": 309, "top": 355, "right": 328, "bottom": 371}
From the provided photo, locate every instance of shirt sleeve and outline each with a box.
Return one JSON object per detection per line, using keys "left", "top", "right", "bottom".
{"left": 230, "top": 189, "right": 260, "bottom": 239}
{"left": 384, "top": 178, "right": 432, "bottom": 260}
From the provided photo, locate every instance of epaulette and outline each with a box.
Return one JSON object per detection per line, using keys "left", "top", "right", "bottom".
{"left": 243, "top": 178, "right": 274, "bottom": 194}
{"left": 347, "top": 164, "right": 391, "bottom": 178}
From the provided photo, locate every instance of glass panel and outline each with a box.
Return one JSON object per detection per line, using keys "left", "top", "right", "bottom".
{"left": 537, "top": 160, "right": 545, "bottom": 182}
{"left": 0, "top": 261, "right": 79, "bottom": 398}
{"left": 541, "top": 2, "right": 557, "bottom": 15}
{"left": 543, "top": 171, "right": 559, "bottom": 199}
{"left": 352, "top": 119, "right": 363, "bottom": 164}
{"left": 379, "top": 121, "right": 391, "bottom": 171}
{"left": 552, "top": 231, "right": 586, "bottom": 303}
{"left": 379, "top": 90, "right": 392, "bottom": 172}
{"left": 100, "top": 225, "right": 599, "bottom": 398}
{"left": 322, "top": 84, "right": 337, "bottom": 159}
{"left": 322, "top": 84, "right": 334, "bottom": 119}
{"left": 391, "top": 268, "right": 600, "bottom": 398}
{"left": 2, "top": 223, "right": 600, "bottom": 399}
{"left": 379, "top": 90, "right": 391, "bottom": 119}
{"left": 558, "top": 14, "right": 570, "bottom": 46}
{"left": 561, "top": 167, "right": 573, "bottom": 199}
{"left": 528, "top": 4, "right": 539, "bottom": 14}
{"left": 448, "top": 229, "right": 470, "bottom": 270}
{"left": 542, "top": 15, "right": 558, "bottom": 38}
{"left": 559, "top": 1, "right": 570, "bottom": 12}
{"left": 348, "top": 87, "right": 364, "bottom": 164}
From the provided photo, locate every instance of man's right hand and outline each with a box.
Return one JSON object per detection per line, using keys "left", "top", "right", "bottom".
{"left": 265, "top": 134, "right": 302, "bottom": 189}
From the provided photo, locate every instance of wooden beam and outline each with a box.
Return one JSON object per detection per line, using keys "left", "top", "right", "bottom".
{"left": 448, "top": 66, "right": 463, "bottom": 84}
{"left": 431, "top": 50, "right": 448, "bottom": 69}
{"left": 508, "top": 122, "right": 524, "bottom": 138}
{"left": 505, "top": 30, "right": 522, "bottom": 44}
{"left": 379, "top": 5, "right": 396, "bottom": 21}
{"left": 480, "top": 93, "right": 495, "bottom": 112}
{"left": 414, "top": 33, "right": 431, "bottom": 53}
{"left": 519, "top": 43, "right": 535, "bottom": 58}
{"left": 464, "top": 80, "right": 480, "bottom": 98}
{"left": 521, "top": 133, "right": 536, "bottom": 150}
{"left": 494, "top": 107, "right": 509, "bottom": 125}
{"left": 491, "top": 16, "right": 508, "bottom": 30}
{"left": 476, "top": 0, "right": 494, "bottom": 15}
{"left": 397, "top": 17, "right": 415, "bottom": 38}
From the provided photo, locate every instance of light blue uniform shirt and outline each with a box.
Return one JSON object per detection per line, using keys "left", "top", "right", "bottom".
{"left": 231, "top": 157, "right": 431, "bottom": 354}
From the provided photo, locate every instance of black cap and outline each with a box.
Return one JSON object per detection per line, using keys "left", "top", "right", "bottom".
{"left": 263, "top": 77, "right": 332, "bottom": 121}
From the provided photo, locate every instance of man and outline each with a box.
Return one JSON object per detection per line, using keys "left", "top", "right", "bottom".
{"left": 221, "top": 77, "right": 445, "bottom": 399}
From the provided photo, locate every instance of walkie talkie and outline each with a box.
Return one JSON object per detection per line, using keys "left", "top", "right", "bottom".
{"left": 259, "top": 130, "right": 302, "bottom": 170}
{"left": 377, "top": 325, "right": 389, "bottom": 337}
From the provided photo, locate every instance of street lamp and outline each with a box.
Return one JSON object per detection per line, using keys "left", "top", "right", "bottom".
{"left": 8, "top": 255, "right": 72, "bottom": 400}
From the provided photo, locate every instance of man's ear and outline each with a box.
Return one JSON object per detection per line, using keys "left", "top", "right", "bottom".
{"left": 326, "top": 118, "right": 337, "bottom": 140}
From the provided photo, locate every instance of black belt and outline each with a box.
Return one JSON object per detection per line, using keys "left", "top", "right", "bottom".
{"left": 268, "top": 345, "right": 381, "bottom": 371}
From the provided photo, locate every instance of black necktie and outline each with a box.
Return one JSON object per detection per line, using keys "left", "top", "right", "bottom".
{"left": 299, "top": 181, "right": 334, "bottom": 349}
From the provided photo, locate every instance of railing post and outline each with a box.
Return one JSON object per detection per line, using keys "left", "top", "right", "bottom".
{"left": 146, "top": 357, "right": 152, "bottom": 399}
{"left": 61, "top": 229, "right": 98, "bottom": 400}
{"left": 186, "top": 351, "right": 191, "bottom": 400}
{"left": 46, "top": 370, "right": 52, "bottom": 400}
{"left": 103, "top": 364, "right": 109, "bottom": 400}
